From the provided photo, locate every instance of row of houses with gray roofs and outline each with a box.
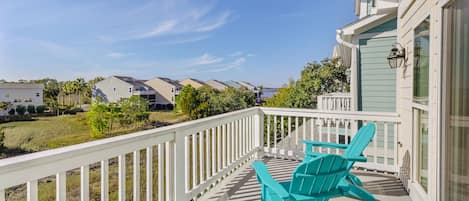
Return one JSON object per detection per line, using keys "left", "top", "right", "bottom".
{"left": 92, "top": 76, "right": 260, "bottom": 110}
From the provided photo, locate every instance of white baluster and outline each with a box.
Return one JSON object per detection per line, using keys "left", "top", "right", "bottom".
{"left": 185, "top": 136, "right": 190, "bottom": 192}
{"left": 217, "top": 126, "right": 222, "bottom": 172}
{"left": 81, "top": 165, "right": 89, "bottom": 201}
{"left": 56, "top": 172, "right": 66, "bottom": 201}
{"left": 158, "top": 144, "right": 165, "bottom": 201}
{"left": 267, "top": 115, "right": 271, "bottom": 152}
{"left": 206, "top": 129, "right": 211, "bottom": 179}
{"left": 165, "top": 142, "right": 174, "bottom": 201}
{"left": 199, "top": 131, "right": 204, "bottom": 182}
{"left": 192, "top": 134, "right": 197, "bottom": 187}
{"left": 118, "top": 155, "right": 126, "bottom": 201}
{"left": 133, "top": 151, "right": 140, "bottom": 201}
{"left": 27, "top": 180, "right": 38, "bottom": 201}
{"left": 146, "top": 147, "right": 153, "bottom": 201}
{"left": 101, "top": 160, "right": 109, "bottom": 201}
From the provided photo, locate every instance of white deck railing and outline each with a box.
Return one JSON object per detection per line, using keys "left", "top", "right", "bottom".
{"left": 0, "top": 107, "right": 400, "bottom": 201}
{"left": 316, "top": 93, "right": 352, "bottom": 111}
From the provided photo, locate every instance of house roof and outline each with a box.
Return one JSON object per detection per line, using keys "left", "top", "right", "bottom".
{"left": 237, "top": 81, "right": 256, "bottom": 89}
{"left": 223, "top": 80, "right": 242, "bottom": 88}
{"left": 0, "top": 83, "right": 44, "bottom": 89}
{"left": 181, "top": 78, "right": 206, "bottom": 85}
{"left": 156, "top": 77, "right": 183, "bottom": 88}
{"left": 113, "top": 76, "right": 152, "bottom": 90}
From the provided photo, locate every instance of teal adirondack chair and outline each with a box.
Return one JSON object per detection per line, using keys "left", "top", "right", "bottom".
{"left": 252, "top": 154, "right": 376, "bottom": 201}
{"left": 303, "top": 123, "right": 376, "bottom": 186}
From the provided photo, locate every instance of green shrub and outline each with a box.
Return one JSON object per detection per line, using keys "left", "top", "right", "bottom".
{"left": 36, "top": 105, "right": 47, "bottom": 113}
{"left": 8, "top": 108, "right": 15, "bottom": 115}
{"left": 27, "top": 105, "right": 36, "bottom": 114}
{"left": 16, "top": 105, "right": 26, "bottom": 115}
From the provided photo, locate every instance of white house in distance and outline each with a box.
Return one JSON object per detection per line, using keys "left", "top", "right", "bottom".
{"left": 144, "top": 77, "right": 183, "bottom": 109}
{"left": 0, "top": 83, "right": 44, "bottom": 115}
{"left": 92, "top": 76, "right": 157, "bottom": 109}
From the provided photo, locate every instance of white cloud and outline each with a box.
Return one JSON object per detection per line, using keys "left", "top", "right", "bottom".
{"left": 136, "top": 10, "right": 232, "bottom": 39}
{"left": 107, "top": 52, "right": 128, "bottom": 58}
{"left": 209, "top": 57, "right": 246, "bottom": 72}
{"left": 190, "top": 53, "right": 224, "bottom": 66}
{"left": 137, "top": 20, "right": 178, "bottom": 38}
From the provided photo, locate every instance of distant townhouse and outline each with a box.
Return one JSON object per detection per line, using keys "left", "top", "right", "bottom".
{"left": 205, "top": 80, "right": 228, "bottom": 91}
{"left": 145, "top": 77, "right": 182, "bottom": 109}
{"left": 92, "top": 76, "right": 157, "bottom": 109}
{"left": 0, "top": 83, "right": 44, "bottom": 115}
{"left": 223, "top": 80, "right": 242, "bottom": 89}
{"left": 179, "top": 78, "right": 206, "bottom": 89}
{"left": 237, "top": 81, "right": 258, "bottom": 92}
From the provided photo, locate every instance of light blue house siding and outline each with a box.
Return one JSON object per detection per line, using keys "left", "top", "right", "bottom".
{"left": 357, "top": 19, "right": 397, "bottom": 113}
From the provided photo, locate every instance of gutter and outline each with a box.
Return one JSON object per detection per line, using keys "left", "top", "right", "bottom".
{"left": 336, "top": 29, "right": 357, "bottom": 49}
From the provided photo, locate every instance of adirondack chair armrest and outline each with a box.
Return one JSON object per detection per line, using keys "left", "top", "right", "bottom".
{"left": 303, "top": 140, "right": 349, "bottom": 150}
{"left": 252, "top": 162, "right": 291, "bottom": 200}
{"left": 345, "top": 156, "right": 367, "bottom": 162}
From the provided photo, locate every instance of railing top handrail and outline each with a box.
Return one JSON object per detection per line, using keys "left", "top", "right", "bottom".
{"left": 317, "top": 93, "right": 352, "bottom": 98}
{"left": 0, "top": 107, "right": 260, "bottom": 170}
{"left": 260, "top": 107, "right": 400, "bottom": 122}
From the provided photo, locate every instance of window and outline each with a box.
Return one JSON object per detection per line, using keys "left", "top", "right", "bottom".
{"left": 413, "top": 16, "right": 430, "bottom": 193}
{"left": 36, "top": 93, "right": 40, "bottom": 97}
{"left": 129, "top": 88, "right": 132, "bottom": 93}
{"left": 366, "top": 0, "right": 375, "bottom": 15}
{"left": 413, "top": 17, "right": 430, "bottom": 105}
{"left": 414, "top": 109, "right": 429, "bottom": 191}
{"left": 443, "top": 1, "right": 469, "bottom": 200}
{"left": 113, "top": 88, "right": 116, "bottom": 92}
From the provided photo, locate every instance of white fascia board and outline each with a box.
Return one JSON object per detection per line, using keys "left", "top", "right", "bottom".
{"left": 341, "top": 12, "right": 396, "bottom": 35}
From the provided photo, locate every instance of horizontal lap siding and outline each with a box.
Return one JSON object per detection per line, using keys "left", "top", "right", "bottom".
{"left": 359, "top": 36, "right": 397, "bottom": 112}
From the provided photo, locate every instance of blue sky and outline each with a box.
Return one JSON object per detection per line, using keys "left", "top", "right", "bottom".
{"left": 0, "top": 0, "right": 357, "bottom": 87}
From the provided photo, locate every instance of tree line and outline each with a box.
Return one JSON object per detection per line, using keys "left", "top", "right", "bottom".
{"left": 176, "top": 86, "right": 256, "bottom": 119}
{"left": 264, "top": 58, "right": 349, "bottom": 108}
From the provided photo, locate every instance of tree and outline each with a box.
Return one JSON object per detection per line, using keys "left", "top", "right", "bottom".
{"left": 27, "top": 105, "right": 36, "bottom": 114}
{"left": 264, "top": 86, "right": 294, "bottom": 108}
{"left": 176, "top": 86, "right": 202, "bottom": 119}
{"left": 176, "top": 85, "right": 256, "bottom": 119}
{"left": 264, "top": 58, "right": 349, "bottom": 108}
{"left": 75, "top": 78, "right": 87, "bottom": 106}
{"left": 33, "top": 78, "right": 60, "bottom": 109}
{"left": 86, "top": 98, "right": 110, "bottom": 138}
{"left": 119, "top": 96, "right": 150, "bottom": 127}
{"left": 16, "top": 105, "right": 26, "bottom": 115}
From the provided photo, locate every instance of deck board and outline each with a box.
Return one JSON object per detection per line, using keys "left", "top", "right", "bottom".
{"left": 201, "top": 157, "right": 410, "bottom": 201}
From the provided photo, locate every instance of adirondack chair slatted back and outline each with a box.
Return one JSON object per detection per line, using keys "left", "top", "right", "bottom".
{"left": 343, "top": 124, "right": 376, "bottom": 159}
{"left": 289, "top": 155, "right": 348, "bottom": 196}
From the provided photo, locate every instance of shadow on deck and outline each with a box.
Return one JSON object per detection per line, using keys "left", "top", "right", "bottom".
{"left": 201, "top": 157, "right": 410, "bottom": 201}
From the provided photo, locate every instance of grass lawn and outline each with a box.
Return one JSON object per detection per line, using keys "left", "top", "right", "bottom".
{"left": 1, "top": 111, "right": 188, "bottom": 201}
{"left": 1, "top": 111, "right": 188, "bottom": 155}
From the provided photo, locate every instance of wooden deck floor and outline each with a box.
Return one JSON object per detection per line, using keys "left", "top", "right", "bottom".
{"left": 201, "top": 157, "right": 411, "bottom": 201}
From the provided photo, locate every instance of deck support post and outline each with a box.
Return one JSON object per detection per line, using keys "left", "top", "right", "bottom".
{"left": 174, "top": 129, "right": 190, "bottom": 201}
{"left": 254, "top": 108, "right": 264, "bottom": 160}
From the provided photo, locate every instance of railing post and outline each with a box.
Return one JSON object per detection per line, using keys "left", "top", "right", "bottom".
{"left": 174, "top": 129, "right": 189, "bottom": 201}
{"left": 254, "top": 108, "right": 264, "bottom": 160}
